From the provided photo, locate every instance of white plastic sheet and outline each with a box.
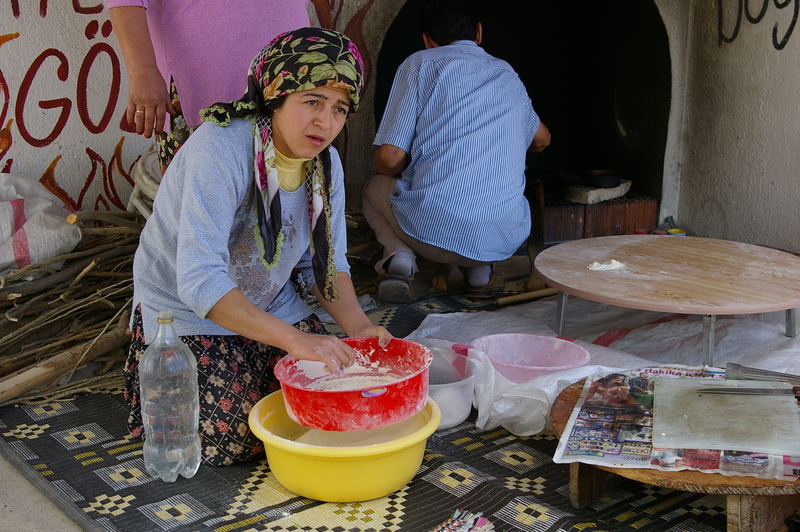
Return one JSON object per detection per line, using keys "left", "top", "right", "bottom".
{"left": 404, "top": 296, "right": 799, "bottom": 436}
{"left": 406, "top": 305, "right": 658, "bottom": 436}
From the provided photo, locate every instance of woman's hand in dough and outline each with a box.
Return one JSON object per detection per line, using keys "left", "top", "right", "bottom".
{"left": 287, "top": 332, "right": 354, "bottom": 375}
{"left": 350, "top": 325, "right": 393, "bottom": 348}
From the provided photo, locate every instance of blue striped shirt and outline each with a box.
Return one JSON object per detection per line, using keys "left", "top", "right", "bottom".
{"left": 374, "top": 40, "right": 538, "bottom": 261}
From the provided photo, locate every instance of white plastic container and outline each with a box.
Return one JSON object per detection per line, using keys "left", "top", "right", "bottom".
{"left": 427, "top": 347, "right": 478, "bottom": 430}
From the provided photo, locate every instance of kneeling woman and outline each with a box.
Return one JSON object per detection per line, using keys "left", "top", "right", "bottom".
{"left": 125, "top": 27, "right": 391, "bottom": 466}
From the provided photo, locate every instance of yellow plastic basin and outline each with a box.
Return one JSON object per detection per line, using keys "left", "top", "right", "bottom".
{"left": 248, "top": 390, "right": 440, "bottom": 502}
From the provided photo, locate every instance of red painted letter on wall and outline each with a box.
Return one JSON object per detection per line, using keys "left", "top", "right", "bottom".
{"left": 77, "top": 42, "right": 120, "bottom": 134}
{"left": 16, "top": 49, "right": 71, "bottom": 148}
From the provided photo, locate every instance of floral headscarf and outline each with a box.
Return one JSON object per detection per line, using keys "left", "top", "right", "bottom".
{"left": 200, "top": 27, "right": 365, "bottom": 302}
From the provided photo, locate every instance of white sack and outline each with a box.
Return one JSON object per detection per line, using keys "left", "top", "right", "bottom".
{"left": 0, "top": 174, "right": 82, "bottom": 275}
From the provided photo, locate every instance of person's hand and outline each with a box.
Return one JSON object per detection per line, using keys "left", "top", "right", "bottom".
{"left": 286, "top": 332, "right": 354, "bottom": 375}
{"left": 350, "top": 325, "right": 393, "bottom": 348}
{"left": 125, "top": 67, "right": 175, "bottom": 139}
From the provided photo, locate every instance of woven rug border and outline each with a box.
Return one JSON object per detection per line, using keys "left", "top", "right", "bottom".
{"left": 0, "top": 434, "right": 103, "bottom": 531}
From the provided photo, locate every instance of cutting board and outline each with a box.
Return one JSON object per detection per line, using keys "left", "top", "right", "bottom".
{"left": 652, "top": 377, "right": 800, "bottom": 455}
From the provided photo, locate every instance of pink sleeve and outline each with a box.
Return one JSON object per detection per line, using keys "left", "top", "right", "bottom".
{"left": 103, "top": 0, "right": 148, "bottom": 8}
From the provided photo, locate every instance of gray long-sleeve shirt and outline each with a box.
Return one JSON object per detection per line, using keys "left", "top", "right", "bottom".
{"left": 132, "top": 119, "right": 350, "bottom": 344}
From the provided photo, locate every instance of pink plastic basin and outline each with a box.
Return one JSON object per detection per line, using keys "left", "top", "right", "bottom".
{"left": 274, "top": 337, "right": 432, "bottom": 431}
{"left": 471, "top": 333, "right": 590, "bottom": 383}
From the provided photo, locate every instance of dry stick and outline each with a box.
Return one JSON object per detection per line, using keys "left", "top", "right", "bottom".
{"left": 0, "top": 351, "right": 59, "bottom": 378}
{"left": 0, "top": 328, "right": 130, "bottom": 405}
{"left": 494, "top": 287, "right": 559, "bottom": 306}
{"left": 10, "top": 373, "right": 125, "bottom": 406}
{"left": 92, "top": 297, "right": 117, "bottom": 310}
{"left": 0, "top": 278, "right": 132, "bottom": 349}
{"left": 93, "top": 347, "right": 127, "bottom": 376}
{"left": 2, "top": 313, "right": 73, "bottom": 349}
{"left": 0, "top": 237, "right": 137, "bottom": 286}
{"left": 0, "top": 244, "right": 137, "bottom": 300}
{"left": 1, "top": 250, "right": 110, "bottom": 300}
{"left": 63, "top": 298, "right": 131, "bottom": 384}
{"left": 26, "top": 314, "right": 116, "bottom": 354}
{"left": 0, "top": 326, "right": 105, "bottom": 368}
{"left": 29, "top": 306, "right": 129, "bottom": 389}
{"left": 78, "top": 226, "right": 141, "bottom": 236}
{"left": 0, "top": 267, "right": 59, "bottom": 288}
{"left": 66, "top": 259, "right": 98, "bottom": 289}
{"left": 9, "top": 321, "right": 105, "bottom": 354}
{"left": 66, "top": 211, "right": 142, "bottom": 229}
{"left": 110, "top": 256, "right": 134, "bottom": 273}
{"left": 59, "top": 259, "right": 99, "bottom": 302}
{"left": 85, "top": 271, "right": 131, "bottom": 279}
{"left": 70, "top": 209, "right": 141, "bottom": 220}
{"left": 4, "top": 292, "right": 50, "bottom": 322}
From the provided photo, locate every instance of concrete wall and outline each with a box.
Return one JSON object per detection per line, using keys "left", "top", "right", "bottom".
{"left": 653, "top": 0, "right": 693, "bottom": 230}
{"left": 1, "top": 2, "right": 148, "bottom": 210}
{"left": 679, "top": 0, "right": 800, "bottom": 252}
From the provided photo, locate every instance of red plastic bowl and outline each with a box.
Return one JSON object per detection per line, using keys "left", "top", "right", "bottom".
{"left": 274, "top": 337, "right": 432, "bottom": 431}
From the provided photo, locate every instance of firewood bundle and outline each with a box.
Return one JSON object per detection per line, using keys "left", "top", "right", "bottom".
{"left": 0, "top": 210, "right": 143, "bottom": 406}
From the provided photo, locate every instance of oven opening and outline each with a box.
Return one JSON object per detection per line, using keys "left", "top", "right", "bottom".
{"left": 375, "top": 0, "right": 671, "bottom": 243}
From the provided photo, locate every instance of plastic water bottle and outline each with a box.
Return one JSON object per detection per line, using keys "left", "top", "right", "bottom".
{"left": 139, "top": 311, "right": 201, "bottom": 482}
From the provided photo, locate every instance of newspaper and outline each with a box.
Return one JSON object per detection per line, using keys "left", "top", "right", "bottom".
{"left": 552, "top": 365, "right": 800, "bottom": 481}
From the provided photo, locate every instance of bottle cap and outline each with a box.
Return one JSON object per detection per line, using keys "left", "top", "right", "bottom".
{"left": 156, "top": 311, "right": 174, "bottom": 323}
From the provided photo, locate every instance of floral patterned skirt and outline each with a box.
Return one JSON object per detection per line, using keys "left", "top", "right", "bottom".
{"left": 124, "top": 305, "right": 328, "bottom": 467}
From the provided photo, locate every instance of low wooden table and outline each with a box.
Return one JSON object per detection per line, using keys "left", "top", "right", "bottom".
{"left": 534, "top": 235, "right": 800, "bottom": 365}
{"left": 551, "top": 380, "right": 800, "bottom": 532}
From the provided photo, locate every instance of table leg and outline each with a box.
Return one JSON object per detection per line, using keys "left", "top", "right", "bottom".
{"left": 702, "top": 314, "right": 717, "bottom": 367}
{"left": 786, "top": 308, "right": 797, "bottom": 338}
{"left": 726, "top": 492, "right": 800, "bottom": 532}
{"left": 557, "top": 292, "right": 569, "bottom": 336}
{"left": 568, "top": 462, "right": 618, "bottom": 509}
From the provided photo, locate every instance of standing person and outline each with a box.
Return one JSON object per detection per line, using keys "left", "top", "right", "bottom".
{"left": 125, "top": 27, "right": 391, "bottom": 467}
{"left": 363, "top": 0, "right": 551, "bottom": 303}
{"left": 104, "top": 0, "right": 309, "bottom": 171}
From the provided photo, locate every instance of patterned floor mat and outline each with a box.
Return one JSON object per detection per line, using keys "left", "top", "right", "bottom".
{"left": 0, "top": 281, "right": 730, "bottom": 531}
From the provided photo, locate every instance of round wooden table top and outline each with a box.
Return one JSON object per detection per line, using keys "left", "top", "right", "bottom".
{"left": 534, "top": 235, "right": 800, "bottom": 315}
{"left": 551, "top": 380, "right": 800, "bottom": 495}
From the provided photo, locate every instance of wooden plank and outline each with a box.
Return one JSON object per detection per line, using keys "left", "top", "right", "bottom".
{"left": 0, "top": 327, "right": 129, "bottom": 404}
{"left": 726, "top": 493, "right": 800, "bottom": 532}
{"left": 569, "top": 462, "right": 618, "bottom": 509}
